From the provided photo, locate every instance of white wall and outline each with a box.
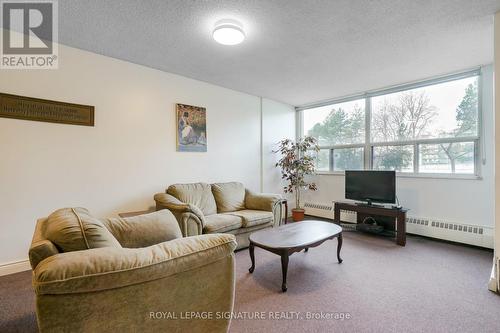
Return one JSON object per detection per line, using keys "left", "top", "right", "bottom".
{"left": 303, "top": 65, "right": 495, "bottom": 230}
{"left": 0, "top": 42, "right": 294, "bottom": 266}
{"left": 261, "top": 98, "right": 296, "bottom": 194}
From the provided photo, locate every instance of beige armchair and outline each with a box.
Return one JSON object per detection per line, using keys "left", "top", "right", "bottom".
{"left": 29, "top": 207, "right": 236, "bottom": 333}
{"left": 154, "top": 182, "right": 283, "bottom": 250}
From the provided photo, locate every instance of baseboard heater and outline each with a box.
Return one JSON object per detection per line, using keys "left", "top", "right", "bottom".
{"left": 304, "top": 201, "right": 494, "bottom": 249}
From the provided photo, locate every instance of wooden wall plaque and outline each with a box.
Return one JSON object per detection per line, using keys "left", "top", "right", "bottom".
{"left": 0, "top": 93, "right": 94, "bottom": 126}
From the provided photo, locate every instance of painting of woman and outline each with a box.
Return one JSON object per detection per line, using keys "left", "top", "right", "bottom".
{"left": 176, "top": 104, "right": 207, "bottom": 152}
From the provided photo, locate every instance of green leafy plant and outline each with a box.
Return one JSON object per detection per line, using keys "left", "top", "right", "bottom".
{"left": 274, "top": 136, "right": 320, "bottom": 210}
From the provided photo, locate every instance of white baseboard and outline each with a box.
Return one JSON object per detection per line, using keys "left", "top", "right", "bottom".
{"left": 0, "top": 259, "right": 31, "bottom": 276}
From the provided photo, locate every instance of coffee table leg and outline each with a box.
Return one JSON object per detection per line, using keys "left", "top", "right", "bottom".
{"left": 249, "top": 242, "right": 255, "bottom": 273}
{"left": 337, "top": 233, "right": 343, "bottom": 264}
{"left": 281, "top": 251, "right": 289, "bottom": 292}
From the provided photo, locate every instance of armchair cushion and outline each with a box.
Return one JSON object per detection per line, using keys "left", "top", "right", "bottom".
{"left": 102, "top": 210, "right": 182, "bottom": 248}
{"left": 225, "top": 210, "right": 273, "bottom": 228}
{"left": 33, "top": 234, "right": 237, "bottom": 295}
{"left": 203, "top": 214, "right": 243, "bottom": 233}
{"left": 211, "top": 182, "right": 246, "bottom": 213}
{"left": 44, "top": 208, "right": 121, "bottom": 253}
{"left": 167, "top": 183, "right": 217, "bottom": 216}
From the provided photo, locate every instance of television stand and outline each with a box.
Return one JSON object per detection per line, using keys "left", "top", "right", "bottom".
{"left": 334, "top": 201, "right": 408, "bottom": 246}
{"left": 354, "top": 202, "right": 385, "bottom": 208}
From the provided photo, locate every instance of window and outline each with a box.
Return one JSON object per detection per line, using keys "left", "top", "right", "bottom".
{"left": 372, "top": 145, "right": 414, "bottom": 173}
{"left": 303, "top": 99, "right": 365, "bottom": 146}
{"left": 314, "top": 149, "right": 330, "bottom": 172}
{"left": 300, "top": 70, "right": 480, "bottom": 176}
{"left": 333, "top": 147, "right": 364, "bottom": 171}
{"left": 371, "top": 76, "right": 478, "bottom": 142}
{"left": 419, "top": 142, "right": 475, "bottom": 174}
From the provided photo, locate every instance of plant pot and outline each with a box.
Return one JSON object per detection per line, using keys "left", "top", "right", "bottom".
{"left": 292, "top": 208, "right": 305, "bottom": 222}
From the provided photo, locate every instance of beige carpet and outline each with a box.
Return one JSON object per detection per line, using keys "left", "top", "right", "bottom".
{"left": 230, "top": 232, "right": 500, "bottom": 333}
{"left": 1, "top": 232, "right": 499, "bottom": 333}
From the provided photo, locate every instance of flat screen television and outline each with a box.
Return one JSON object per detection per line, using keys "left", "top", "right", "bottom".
{"left": 345, "top": 170, "right": 396, "bottom": 204}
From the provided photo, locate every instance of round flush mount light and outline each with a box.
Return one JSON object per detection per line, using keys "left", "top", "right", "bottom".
{"left": 212, "top": 19, "right": 245, "bottom": 45}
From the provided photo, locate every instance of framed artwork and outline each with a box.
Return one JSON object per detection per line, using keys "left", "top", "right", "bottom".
{"left": 176, "top": 103, "right": 207, "bottom": 152}
{"left": 0, "top": 92, "right": 94, "bottom": 126}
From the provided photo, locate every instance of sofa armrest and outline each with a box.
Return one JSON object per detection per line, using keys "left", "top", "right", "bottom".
{"left": 154, "top": 193, "right": 205, "bottom": 222}
{"left": 33, "top": 233, "right": 237, "bottom": 295}
{"left": 29, "top": 239, "right": 59, "bottom": 270}
{"left": 245, "top": 190, "right": 282, "bottom": 211}
{"left": 245, "top": 191, "right": 283, "bottom": 227}
{"left": 29, "top": 218, "right": 60, "bottom": 270}
{"left": 154, "top": 193, "right": 205, "bottom": 235}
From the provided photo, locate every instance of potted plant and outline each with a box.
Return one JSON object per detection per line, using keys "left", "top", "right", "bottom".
{"left": 274, "top": 136, "right": 319, "bottom": 221}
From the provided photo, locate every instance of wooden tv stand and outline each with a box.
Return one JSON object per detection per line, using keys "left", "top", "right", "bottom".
{"left": 333, "top": 201, "right": 408, "bottom": 246}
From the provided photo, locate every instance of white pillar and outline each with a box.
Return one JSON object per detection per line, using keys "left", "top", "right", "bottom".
{"left": 492, "top": 12, "right": 500, "bottom": 292}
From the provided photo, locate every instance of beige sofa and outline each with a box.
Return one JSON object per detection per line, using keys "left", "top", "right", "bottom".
{"left": 154, "top": 182, "right": 283, "bottom": 250}
{"left": 29, "top": 207, "right": 236, "bottom": 333}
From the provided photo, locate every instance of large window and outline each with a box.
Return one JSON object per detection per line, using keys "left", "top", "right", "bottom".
{"left": 303, "top": 99, "right": 365, "bottom": 145}
{"left": 301, "top": 70, "right": 480, "bottom": 176}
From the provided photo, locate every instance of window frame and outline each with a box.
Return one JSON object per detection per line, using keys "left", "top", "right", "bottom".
{"left": 298, "top": 68, "right": 483, "bottom": 179}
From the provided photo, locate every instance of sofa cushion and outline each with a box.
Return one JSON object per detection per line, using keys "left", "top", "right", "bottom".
{"left": 167, "top": 183, "right": 217, "bottom": 216}
{"left": 211, "top": 182, "right": 246, "bottom": 213}
{"left": 44, "top": 208, "right": 122, "bottom": 253}
{"left": 203, "top": 214, "right": 243, "bottom": 233}
{"left": 102, "top": 210, "right": 182, "bottom": 248}
{"left": 225, "top": 210, "right": 273, "bottom": 228}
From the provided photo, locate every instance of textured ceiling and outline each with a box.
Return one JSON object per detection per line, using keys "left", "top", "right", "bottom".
{"left": 59, "top": 0, "right": 500, "bottom": 106}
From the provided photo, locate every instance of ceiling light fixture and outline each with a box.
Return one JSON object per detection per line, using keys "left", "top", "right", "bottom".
{"left": 212, "top": 19, "right": 245, "bottom": 45}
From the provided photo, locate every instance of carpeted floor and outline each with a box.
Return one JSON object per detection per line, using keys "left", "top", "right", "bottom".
{"left": 1, "top": 232, "right": 499, "bottom": 333}
{"left": 0, "top": 270, "right": 37, "bottom": 333}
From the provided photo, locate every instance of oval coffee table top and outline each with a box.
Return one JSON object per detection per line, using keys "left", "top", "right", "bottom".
{"left": 249, "top": 220, "right": 342, "bottom": 249}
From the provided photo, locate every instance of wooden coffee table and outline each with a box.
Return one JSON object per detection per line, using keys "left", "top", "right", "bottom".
{"left": 248, "top": 220, "right": 343, "bottom": 292}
